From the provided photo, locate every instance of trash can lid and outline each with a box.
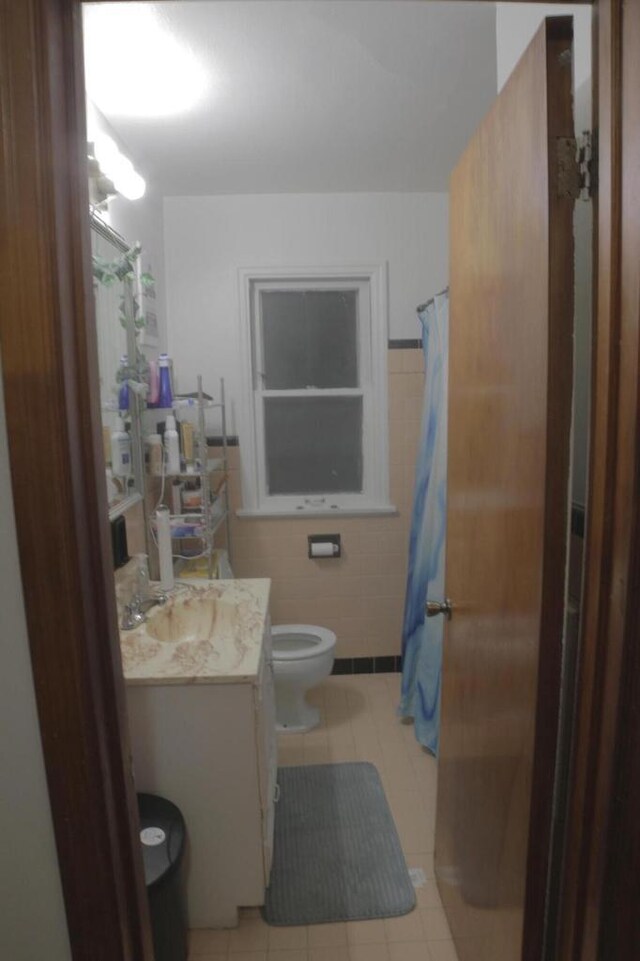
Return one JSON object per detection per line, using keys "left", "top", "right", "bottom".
{"left": 137, "top": 793, "right": 186, "bottom": 889}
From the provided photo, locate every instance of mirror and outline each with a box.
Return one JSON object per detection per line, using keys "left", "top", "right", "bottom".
{"left": 91, "top": 213, "right": 144, "bottom": 518}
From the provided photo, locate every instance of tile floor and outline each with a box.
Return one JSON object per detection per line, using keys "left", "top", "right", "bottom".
{"left": 189, "top": 673, "right": 458, "bottom": 961}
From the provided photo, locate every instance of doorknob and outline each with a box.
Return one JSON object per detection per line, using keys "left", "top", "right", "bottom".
{"left": 425, "top": 598, "right": 453, "bottom": 620}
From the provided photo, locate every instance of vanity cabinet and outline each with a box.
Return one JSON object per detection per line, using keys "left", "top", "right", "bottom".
{"left": 125, "top": 620, "right": 277, "bottom": 928}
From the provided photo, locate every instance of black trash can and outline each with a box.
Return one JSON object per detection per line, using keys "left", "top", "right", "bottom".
{"left": 138, "top": 793, "right": 188, "bottom": 961}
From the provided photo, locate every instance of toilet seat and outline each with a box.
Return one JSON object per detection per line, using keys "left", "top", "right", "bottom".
{"left": 271, "top": 624, "right": 336, "bottom": 661}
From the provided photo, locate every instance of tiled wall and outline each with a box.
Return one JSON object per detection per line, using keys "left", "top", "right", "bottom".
{"left": 226, "top": 347, "right": 425, "bottom": 659}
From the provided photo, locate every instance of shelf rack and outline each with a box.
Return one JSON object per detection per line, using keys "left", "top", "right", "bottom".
{"left": 162, "top": 375, "right": 231, "bottom": 580}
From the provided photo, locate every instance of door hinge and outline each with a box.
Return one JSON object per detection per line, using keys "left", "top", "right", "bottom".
{"left": 556, "top": 131, "right": 595, "bottom": 201}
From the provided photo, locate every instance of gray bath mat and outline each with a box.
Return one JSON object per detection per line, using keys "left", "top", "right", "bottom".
{"left": 263, "top": 762, "right": 416, "bottom": 925}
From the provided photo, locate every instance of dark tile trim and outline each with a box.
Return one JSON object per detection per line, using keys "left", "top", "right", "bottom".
{"left": 388, "top": 338, "right": 422, "bottom": 350}
{"left": 353, "top": 657, "right": 374, "bottom": 674}
{"left": 207, "top": 435, "right": 239, "bottom": 447}
{"left": 332, "top": 655, "right": 402, "bottom": 675}
{"left": 331, "top": 659, "right": 353, "bottom": 675}
{"left": 571, "top": 502, "right": 586, "bottom": 538}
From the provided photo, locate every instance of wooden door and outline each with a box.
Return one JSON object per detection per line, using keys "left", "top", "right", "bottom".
{"left": 434, "top": 19, "right": 574, "bottom": 961}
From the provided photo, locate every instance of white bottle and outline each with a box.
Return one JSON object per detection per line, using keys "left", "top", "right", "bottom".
{"left": 156, "top": 507, "right": 174, "bottom": 592}
{"left": 164, "top": 414, "right": 181, "bottom": 475}
{"left": 110, "top": 417, "right": 131, "bottom": 477}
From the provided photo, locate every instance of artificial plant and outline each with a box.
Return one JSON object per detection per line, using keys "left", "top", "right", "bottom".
{"left": 92, "top": 242, "right": 155, "bottom": 397}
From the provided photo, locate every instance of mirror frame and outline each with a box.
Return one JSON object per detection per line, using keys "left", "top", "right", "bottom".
{"left": 90, "top": 211, "right": 145, "bottom": 521}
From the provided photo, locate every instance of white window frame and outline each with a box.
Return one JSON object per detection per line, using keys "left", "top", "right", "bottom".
{"left": 237, "top": 264, "right": 393, "bottom": 517}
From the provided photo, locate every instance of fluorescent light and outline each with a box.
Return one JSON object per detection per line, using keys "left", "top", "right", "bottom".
{"left": 92, "top": 131, "right": 147, "bottom": 201}
{"left": 83, "top": 4, "right": 209, "bottom": 119}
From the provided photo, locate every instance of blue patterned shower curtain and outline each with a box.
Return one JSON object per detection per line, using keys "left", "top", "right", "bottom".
{"left": 399, "top": 291, "right": 449, "bottom": 755}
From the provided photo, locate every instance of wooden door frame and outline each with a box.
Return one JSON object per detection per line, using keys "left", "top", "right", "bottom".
{"left": 557, "top": 1, "right": 640, "bottom": 959}
{"left": 0, "top": 2, "right": 636, "bottom": 960}
{"left": 0, "top": 2, "right": 153, "bottom": 959}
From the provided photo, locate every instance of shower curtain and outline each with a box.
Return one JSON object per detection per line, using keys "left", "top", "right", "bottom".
{"left": 399, "top": 290, "right": 449, "bottom": 755}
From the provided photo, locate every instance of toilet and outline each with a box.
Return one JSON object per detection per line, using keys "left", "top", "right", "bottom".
{"left": 271, "top": 624, "right": 336, "bottom": 733}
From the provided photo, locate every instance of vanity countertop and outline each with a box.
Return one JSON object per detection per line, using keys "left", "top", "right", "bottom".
{"left": 119, "top": 578, "right": 271, "bottom": 686}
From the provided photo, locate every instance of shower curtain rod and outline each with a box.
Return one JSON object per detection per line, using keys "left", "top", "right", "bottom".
{"left": 416, "top": 286, "right": 449, "bottom": 314}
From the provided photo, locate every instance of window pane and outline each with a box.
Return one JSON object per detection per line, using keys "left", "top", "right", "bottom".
{"left": 264, "top": 396, "right": 363, "bottom": 495}
{"left": 261, "top": 289, "right": 358, "bottom": 389}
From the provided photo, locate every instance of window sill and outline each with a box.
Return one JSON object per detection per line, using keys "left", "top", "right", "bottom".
{"left": 236, "top": 505, "right": 398, "bottom": 520}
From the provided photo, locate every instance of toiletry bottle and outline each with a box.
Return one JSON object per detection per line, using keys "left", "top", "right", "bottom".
{"left": 147, "top": 360, "right": 160, "bottom": 408}
{"left": 181, "top": 421, "right": 195, "bottom": 469}
{"left": 102, "top": 425, "right": 112, "bottom": 467}
{"left": 111, "top": 416, "right": 131, "bottom": 476}
{"left": 118, "top": 355, "right": 129, "bottom": 412}
{"left": 145, "top": 433, "right": 163, "bottom": 476}
{"left": 158, "top": 353, "right": 173, "bottom": 408}
{"left": 171, "top": 480, "right": 183, "bottom": 515}
{"left": 164, "top": 414, "right": 181, "bottom": 475}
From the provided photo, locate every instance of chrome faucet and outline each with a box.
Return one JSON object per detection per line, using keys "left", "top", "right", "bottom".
{"left": 121, "top": 592, "right": 168, "bottom": 631}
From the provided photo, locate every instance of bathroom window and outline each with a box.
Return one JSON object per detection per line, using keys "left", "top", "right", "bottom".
{"left": 238, "top": 266, "right": 391, "bottom": 515}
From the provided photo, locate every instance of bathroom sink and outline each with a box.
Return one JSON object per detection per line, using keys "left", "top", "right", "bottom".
{"left": 119, "top": 578, "right": 270, "bottom": 684}
{"left": 145, "top": 594, "right": 221, "bottom": 644}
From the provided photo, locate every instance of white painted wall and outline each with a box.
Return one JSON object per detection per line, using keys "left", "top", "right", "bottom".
{"left": 0, "top": 357, "right": 71, "bottom": 961}
{"left": 496, "top": 4, "right": 592, "bottom": 507}
{"left": 91, "top": 106, "right": 168, "bottom": 356}
{"left": 163, "top": 192, "right": 448, "bottom": 433}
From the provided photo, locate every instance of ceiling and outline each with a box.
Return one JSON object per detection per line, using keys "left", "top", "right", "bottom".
{"left": 83, "top": 1, "right": 497, "bottom": 196}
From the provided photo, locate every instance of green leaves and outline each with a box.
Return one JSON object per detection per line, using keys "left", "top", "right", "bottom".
{"left": 93, "top": 242, "right": 156, "bottom": 334}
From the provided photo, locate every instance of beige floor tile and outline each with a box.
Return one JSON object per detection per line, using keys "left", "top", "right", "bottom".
{"left": 415, "top": 880, "right": 442, "bottom": 910}
{"left": 345, "top": 918, "right": 387, "bottom": 944}
{"left": 308, "top": 921, "right": 348, "bottom": 947}
{"left": 387, "top": 942, "right": 433, "bottom": 961}
{"left": 189, "top": 928, "right": 231, "bottom": 955}
{"left": 267, "top": 926, "right": 308, "bottom": 950}
{"left": 267, "top": 950, "right": 309, "bottom": 961}
{"left": 349, "top": 942, "right": 390, "bottom": 961}
{"left": 424, "top": 941, "right": 458, "bottom": 961}
{"left": 404, "top": 851, "right": 435, "bottom": 878}
{"left": 328, "top": 744, "right": 361, "bottom": 763}
{"left": 420, "top": 908, "right": 452, "bottom": 941}
{"left": 190, "top": 955, "right": 226, "bottom": 961}
{"left": 303, "top": 741, "right": 331, "bottom": 764}
{"left": 308, "top": 947, "right": 350, "bottom": 961}
{"left": 229, "top": 918, "right": 270, "bottom": 953}
{"left": 228, "top": 954, "right": 268, "bottom": 961}
{"left": 381, "top": 761, "right": 420, "bottom": 794}
{"left": 353, "top": 747, "right": 386, "bottom": 770}
{"left": 383, "top": 910, "right": 425, "bottom": 944}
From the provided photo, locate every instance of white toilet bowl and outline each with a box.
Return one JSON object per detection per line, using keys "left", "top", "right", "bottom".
{"left": 271, "top": 624, "right": 336, "bottom": 733}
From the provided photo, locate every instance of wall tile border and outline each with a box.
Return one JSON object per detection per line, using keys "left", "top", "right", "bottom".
{"left": 332, "top": 655, "right": 402, "bottom": 675}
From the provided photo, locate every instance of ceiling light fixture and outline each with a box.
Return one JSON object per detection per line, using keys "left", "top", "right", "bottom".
{"left": 83, "top": 4, "right": 209, "bottom": 119}
{"left": 88, "top": 130, "right": 146, "bottom": 202}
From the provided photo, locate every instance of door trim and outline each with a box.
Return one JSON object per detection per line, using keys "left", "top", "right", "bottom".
{"left": 557, "top": 0, "right": 640, "bottom": 957}
{"left": 0, "top": 2, "right": 153, "bottom": 959}
{"left": 1, "top": 1, "right": 635, "bottom": 959}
